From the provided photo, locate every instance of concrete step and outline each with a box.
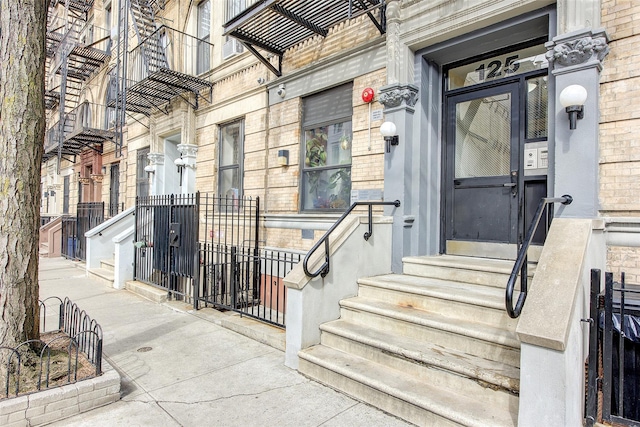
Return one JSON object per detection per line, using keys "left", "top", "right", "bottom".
{"left": 100, "top": 258, "right": 115, "bottom": 273}
{"left": 320, "top": 319, "right": 519, "bottom": 404}
{"left": 87, "top": 267, "right": 114, "bottom": 287}
{"left": 339, "top": 297, "right": 520, "bottom": 367}
{"left": 298, "top": 345, "right": 517, "bottom": 427}
{"left": 358, "top": 274, "right": 517, "bottom": 330}
{"left": 402, "top": 255, "right": 535, "bottom": 289}
{"left": 125, "top": 280, "right": 168, "bottom": 304}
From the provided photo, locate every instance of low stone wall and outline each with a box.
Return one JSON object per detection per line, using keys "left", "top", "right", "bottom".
{"left": 0, "top": 359, "right": 120, "bottom": 426}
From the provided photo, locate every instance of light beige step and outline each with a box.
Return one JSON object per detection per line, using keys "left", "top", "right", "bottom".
{"left": 299, "top": 345, "right": 517, "bottom": 427}
{"left": 320, "top": 319, "right": 519, "bottom": 407}
{"left": 358, "top": 274, "right": 517, "bottom": 330}
{"left": 100, "top": 258, "right": 115, "bottom": 273}
{"left": 87, "top": 267, "right": 114, "bottom": 287}
{"left": 402, "top": 255, "right": 535, "bottom": 289}
{"left": 340, "top": 297, "right": 520, "bottom": 367}
{"left": 125, "top": 280, "right": 168, "bottom": 304}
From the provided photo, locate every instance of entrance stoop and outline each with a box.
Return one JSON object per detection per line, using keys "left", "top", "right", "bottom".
{"left": 298, "top": 255, "right": 532, "bottom": 426}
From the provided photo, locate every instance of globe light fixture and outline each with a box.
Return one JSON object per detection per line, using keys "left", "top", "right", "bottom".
{"left": 559, "top": 84, "right": 587, "bottom": 130}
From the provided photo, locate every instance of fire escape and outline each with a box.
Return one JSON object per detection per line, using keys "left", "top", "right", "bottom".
{"left": 43, "top": 0, "right": 114, "bottom": 167}
{"left": 223, "top": 0, "right": 386, "bottom": 77}
{"left": 110, "top": 0, "right": 213, "bottom": 119}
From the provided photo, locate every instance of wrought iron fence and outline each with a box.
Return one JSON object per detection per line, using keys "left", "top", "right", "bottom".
{"left": 133, "top": 192, "right": 299, "bottom": 327}
{"left": 61, "top": 215, "right": 77, "bottom": 259}
{"left": 0, "top": 297, "right": 103, "bottom": 399}
{"left": 60, "top": 203, "right": 105, "bottom": 261}
{"left": 586, "top": 269, "right": 640, "bottom": 426}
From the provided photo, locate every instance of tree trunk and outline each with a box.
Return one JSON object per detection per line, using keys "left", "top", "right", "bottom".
{"left": 0, "top": 0, "right": 47, "bottom": 358}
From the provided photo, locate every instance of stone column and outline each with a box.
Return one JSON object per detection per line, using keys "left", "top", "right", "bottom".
{"left": 379, "top": 84, "right": 419, "bottom": 273}
{"left": 147, "top": 152, "right": 165, "bottom": 196}
{"left": 546, "top": 29, "right": 609, "bottom": 218}
{"left": 90, "top": 174, "right": 103, "bottom": 203}
{"left": 79, "top": 177, "right": 92, "bottom": 202}
{"left": 177, "top": 143, "right": 198, "bottom": 194}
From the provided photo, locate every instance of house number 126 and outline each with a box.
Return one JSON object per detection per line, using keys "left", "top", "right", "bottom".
{"left": 475, "top": 55, "right": 520, "bottom": 81}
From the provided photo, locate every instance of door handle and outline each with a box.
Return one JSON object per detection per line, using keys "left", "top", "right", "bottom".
{"left": 509, "top": 170, "right": 518, "bottom": 197}
{"left": 503, "top": 183, "right": 516, "bottom": 187}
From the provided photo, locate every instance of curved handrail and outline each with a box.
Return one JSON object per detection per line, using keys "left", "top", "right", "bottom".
{"left": 506, "top": 194, "right": 573, "bottom": 318}
{"left": 303, "top": 200, "right": 401, "bottom": 278}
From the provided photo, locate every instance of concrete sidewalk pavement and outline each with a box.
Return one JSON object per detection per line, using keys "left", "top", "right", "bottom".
{"left": 39, "top": 257, "right": 412, "bottom": 427}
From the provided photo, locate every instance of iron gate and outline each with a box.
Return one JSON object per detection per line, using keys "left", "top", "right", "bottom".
{"left": 134, "top": 193, "right": 199, "bottom": 299}
{"left": 61, "top": 202, "right": 104, "bottom": 260}
{"left": 586, "top": 269, "right": 640, "bottom": 426}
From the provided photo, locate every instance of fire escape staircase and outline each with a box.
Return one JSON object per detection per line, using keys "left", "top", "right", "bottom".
{"left": 115, "top": 0, "right": 213, "bottom": 116}
{"left": 43, "top": 0, "right": 113, "bottom": 165}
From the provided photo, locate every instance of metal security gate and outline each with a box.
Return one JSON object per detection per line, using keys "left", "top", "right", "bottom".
{"left": 134, "top": 193, "right": 199, "bottom": 299}
{"left": 586, "top": 270, "right": 640, "bottom": 426}
{"left": 133, "top": 192, "right": 299, "bottom": 327}
{"left": 61, "top": 202, "right": 104, "bottom": 260}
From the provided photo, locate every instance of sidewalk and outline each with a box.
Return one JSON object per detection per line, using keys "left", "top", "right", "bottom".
{"left": 39, "top": 257, "right": 411, "bottom": 427}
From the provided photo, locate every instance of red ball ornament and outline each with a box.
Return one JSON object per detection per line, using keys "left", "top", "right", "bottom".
{"left": 361, "top": 87, "right": 374, "bottom": 103}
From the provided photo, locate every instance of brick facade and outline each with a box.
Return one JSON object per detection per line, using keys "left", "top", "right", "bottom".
{"left": 600, "top": 1, "right": 640, "bottom": 279}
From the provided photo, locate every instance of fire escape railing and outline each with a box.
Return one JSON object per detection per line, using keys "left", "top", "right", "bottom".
{"left": 505, "top": 195, "right": 573, "bottom": 318}
{"left": 303, "top": 200, "right": 401, "bottom": 278}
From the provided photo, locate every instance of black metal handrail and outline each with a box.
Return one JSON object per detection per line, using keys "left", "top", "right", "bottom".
{"left": 303, "top": 200, "right": 401, "bottom": 278}
{"left": 505, "top": 195, "right": 573, "bottom": 318}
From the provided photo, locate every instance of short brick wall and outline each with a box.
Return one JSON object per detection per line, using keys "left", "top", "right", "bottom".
{"left": 0, "top": 359, "right": 120, "bottom": 427}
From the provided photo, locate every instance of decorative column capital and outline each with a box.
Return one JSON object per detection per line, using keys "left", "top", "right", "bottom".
{"left": 147, "top": 152, "right": 165, "bottom": 166}
{"left": 177, "top": 143, "right": 198, "bottom": 158}
{"left": 545, "top": 29, "right": 609, "bottom": 73}
{"left": 378, "top": 83, "right": 419, "bottom": 111}
{"left": 90, "top": 174, "right": 104, "bottom": 183}
{"left": 78, "top": 177, "right": 92, "bottom": 185}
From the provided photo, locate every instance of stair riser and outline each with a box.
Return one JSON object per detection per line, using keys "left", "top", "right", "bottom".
{"left": 402, "top": 263, "right": 525, "bottom": 289}
{"left": 340, "top": 307, "right": 520, "bottom": 368}
{"left": 87, "top": 271, "right": 114, "bottom": 288}
{"left": 321, "top": 331, "right": 519, "bottom": 406}
{"left": 298, "top": 359, "right": 461, "bottom": 427}
{"left": 100, "top": 261, "right": 115, "bottom": 273}
{"left": 358, "top": 284, "right": 518, "bottom": 330}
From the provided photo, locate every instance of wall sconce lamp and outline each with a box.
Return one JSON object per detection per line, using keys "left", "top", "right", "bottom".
{"left": 559, "top": 84, "right": 587, "bottom": 130}
{"left": 144, "top": 165, "right": 156, "bottom": 175}
{"left": 380, "top": 121, "right": 399, "bottom": 153}
{"left": 277, "top": 149, "right": 289, "bottom": 166}
{"left": 174, "top": 157, "right": 196, "bottom": 171}
{"left": 174, "top": 157, "right": 185, "bottom": 172}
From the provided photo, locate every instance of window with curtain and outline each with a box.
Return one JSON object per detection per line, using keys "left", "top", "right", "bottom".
{"left": 301, "top": 83, "right": 353, "bottom": 211}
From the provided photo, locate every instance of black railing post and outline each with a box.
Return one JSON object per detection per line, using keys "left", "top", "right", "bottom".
{"left": 585, "top": 268, "right": 600, "bottom": 427}
{"left": 603, "top": 272, "right": 614, "bottom": 422}
{"left": 617, "top": 272, "right": 626, "bottom": 417}
{"left": 231, "top": 246, "right": 238, "bottom": 308}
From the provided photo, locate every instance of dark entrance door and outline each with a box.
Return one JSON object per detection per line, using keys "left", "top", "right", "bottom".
{"left": 444, "top": 82, "right": 520, "bottom": 246}
{"left": 109, "top": 163, "right": 119, "bottom": 217}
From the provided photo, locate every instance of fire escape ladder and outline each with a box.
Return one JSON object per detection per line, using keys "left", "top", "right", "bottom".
{"left": 115, "top": 0, "right": 213, "bottom": 117}
{"left": 44, "top": 0, "right": 112, "bottom": 168}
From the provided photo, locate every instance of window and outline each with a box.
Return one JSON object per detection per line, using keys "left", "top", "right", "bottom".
{"left": 136, "top": 147, "right": 150, "bottom": 199}
{"left": 197, "top": 0, "right": 211, "bottom": 74}
{"left": 218, "top": 120, "right": 243, "bottom": 199}
{"left": 301, "top": 83, "right": 353, "bottom": 211}
{"left": 105, "top": 72, "right": 117, "bottom": 129}
{"left": 63, "top": 176, "right": 70, "bottom": 214}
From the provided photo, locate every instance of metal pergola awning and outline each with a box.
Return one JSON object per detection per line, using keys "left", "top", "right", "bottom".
{"left": 223, "top": 0, "right": 385, "bottom": 77}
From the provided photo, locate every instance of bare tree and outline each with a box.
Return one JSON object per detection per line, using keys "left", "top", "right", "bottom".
{"left": 0, "top": 0, "right": 48, "bottom": 357}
